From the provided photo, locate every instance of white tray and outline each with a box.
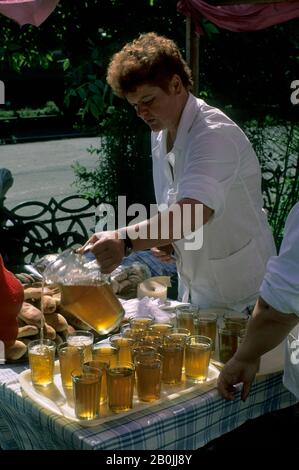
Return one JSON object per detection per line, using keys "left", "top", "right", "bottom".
{"left": 19, "top": 361, "right": 219, "bottom": 427}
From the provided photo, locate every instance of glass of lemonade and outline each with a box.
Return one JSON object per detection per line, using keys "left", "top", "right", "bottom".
{"left": 195, "top": 312, "right": 217, "bottom": 352}
{"left": 66, "top": 330, "right": 94, "bottom": 363}
{"left": 175, "top": 305, "right": 198, "bottom": 334}
{"left": 72, "top": 367, "right": 102, "bottom": 420}
{"left": 92, "top": 343, "right": 119, "bottom": 404}
{"left": 129, "top": 315, "right": 154, "bottom": 330}
{"left": 135, "top": 352, "right": 162, "bottom": 402}
{"left": 218, "top": 328, "right": 239, "bottom": 364}
{"left": 148, "top": 322, "right": 174, "bottom": 337}
{"left": 107, "top": 362, "right": 135, "bottom": 413}
{"left": 28, "top": 339, "right": 56, "bottom": 387}
{"left": 84, "top": 360, "right": 108, "bottom": 407}
{"left": 58, "top": 343, "right": 83, "bottom": 389}
{"left": 223, "top": 311, "right": 249, "bottom": 334}
{"left": 161, "top": 333, "right": 185, "bottom": 384}
{"left": 109, "top": 334, "right": 135, "bottom": 363}
{"left": 185, "top": 335, "right": 212, "bottom": 382}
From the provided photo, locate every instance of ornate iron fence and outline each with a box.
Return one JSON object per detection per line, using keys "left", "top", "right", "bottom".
{"left": 0, "top": 194, "right": 98, "bottom": 269}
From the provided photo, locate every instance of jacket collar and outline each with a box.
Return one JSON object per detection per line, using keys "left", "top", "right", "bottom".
{"left": 172, "top": 93, "right": 199, "bottom": 151}
{"left": 152, "top": 93, "right": 200, "bottom": 156}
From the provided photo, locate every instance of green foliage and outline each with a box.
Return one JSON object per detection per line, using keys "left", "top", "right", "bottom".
{"left": 0, "top": 20, "right": 55, "bottom": 72}
{"left": 0, "top": 101, "right": 60, "bottom": 119}
{"left": 72, "top": 105, "right": 155, "bottom": 212}
{"left": 18, "top": 101, "right": 60, "bottom": 118}
{"left": 198, "top": 18, "right": 299, "bottom": 110}
{"left": 244, "top": 117, "right": 299, "bottom": 248}
{"left": 201, "top": 19, "right": 220, "bottom": 39}
{"left": 63, "top": 41, "right": 111, "bottom": 121}
{"left": 0, "top": 0, "right": 184, "bottom": 120}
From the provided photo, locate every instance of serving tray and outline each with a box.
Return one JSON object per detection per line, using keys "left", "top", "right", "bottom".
{"left": 19, "top": 361, "right": 219, "bottom": 427}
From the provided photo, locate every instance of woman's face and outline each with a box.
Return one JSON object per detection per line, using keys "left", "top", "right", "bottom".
{"left": 126, "top": 79, "right": 183, "bottom": 132}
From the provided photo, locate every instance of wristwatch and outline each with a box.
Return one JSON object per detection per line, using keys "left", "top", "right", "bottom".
{"left": 119, "top": 228, "right": 134, "bottom": 257}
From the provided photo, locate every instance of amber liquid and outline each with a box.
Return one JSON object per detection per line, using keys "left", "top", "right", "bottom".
{"left": 185, "top": 343, "right": 211, "bottom": 382}
{"left": 107, "top": 367, "right": 135, "bottom": 413}
{"left": 219, "top": 331, "right": 239, "bottom": 364}
{"left": 73, "top": 374, "right": 101, "bottom": 420}
{"left": 29, "top": 345, "right": 55, "bottom": 387}
{"left": 161, "top": 346, "right": 184, "bottom": 384}
{"left": 84, "top": 360, "right": 107, "bottom": 407}
{"left": 110, "top": 337, "right": 134, "bottom": 363}
{"left": 224, "top": 319, "right": 248, "bottom": 334}
{"left": 149, "top": 323, "right": 174, "bottom": 336}
{"left": 93, "top": 345, "right": 118, "bottom": 366}
{"left": 58, "top": 347, "right": 83, "bottom": 389}
{"left": 67, "top": 336, "right": 93, "bottom": 363}
{"left": 139, "top": 334, "right": 162, "bottom": 350}
{"left": 196, "top": 322, "right": 217, "bottom": 351}
{"left": 61, "top": 283, "right": 124, "bottom": 334}
{"left": 92, "top": 346, "right": 118, "bottom": 404}
{"left": 177, "top": 314, "right": 196, "bottom": 334}
{"left": 167, "top": 332, "right": 189, "bottom": 371}
{"left": 136, "top": 358, "right": 161, "bottom": 402}
{"left": 130, "top": 318, "right": 153, "bottom": 330}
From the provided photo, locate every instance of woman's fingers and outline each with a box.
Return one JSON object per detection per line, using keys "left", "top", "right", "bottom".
{"left": 77, "top": 234, "right": 99, "bottom": 254}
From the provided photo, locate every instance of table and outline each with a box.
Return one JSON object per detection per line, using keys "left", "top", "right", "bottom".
{"left": 0, "top": 354, "right": 297, "bottom": 451}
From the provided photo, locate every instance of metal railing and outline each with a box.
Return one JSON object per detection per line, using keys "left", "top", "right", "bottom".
{"left": 0, "top": 195, "right": 97, "bottom": 269}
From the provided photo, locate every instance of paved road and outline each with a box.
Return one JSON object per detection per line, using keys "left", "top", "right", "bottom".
{"left": 0, "top": 137, "right": 100, "bottom": 209}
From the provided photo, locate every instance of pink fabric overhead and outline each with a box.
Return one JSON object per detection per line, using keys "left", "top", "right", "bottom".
{"left": 177, "top": 0, "right": 299, "bottom": 34}
{"left": 0, "top": 0, "right": 59, "bottom": 26}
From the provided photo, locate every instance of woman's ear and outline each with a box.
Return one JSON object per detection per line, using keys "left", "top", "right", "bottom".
{"left": 169, "top": 74, "right": 183, "bottom": 95}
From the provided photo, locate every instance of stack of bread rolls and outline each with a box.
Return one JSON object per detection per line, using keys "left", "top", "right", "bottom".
{"left": 6, "top": 279, "right": 91, "bottom": 362}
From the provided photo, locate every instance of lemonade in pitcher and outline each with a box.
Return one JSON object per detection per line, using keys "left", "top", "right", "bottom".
{"left": 43, "top": 250, "right": 124, "bottom": 334}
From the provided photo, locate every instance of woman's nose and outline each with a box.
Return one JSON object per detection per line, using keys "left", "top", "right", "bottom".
{"left": 136, "top": 103, "right": 148, "bottom": 118}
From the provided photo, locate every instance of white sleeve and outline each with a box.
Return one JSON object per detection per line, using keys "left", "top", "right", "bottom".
{"left": 260, "top": 203, "right": 299, "bottom": 315}
{"left": 177, "top": 129, "right": 240, "bottom": 219}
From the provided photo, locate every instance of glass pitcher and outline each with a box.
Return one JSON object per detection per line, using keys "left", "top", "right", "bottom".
{"left": 43, "top": 250, "right": 124, "bottom": 335}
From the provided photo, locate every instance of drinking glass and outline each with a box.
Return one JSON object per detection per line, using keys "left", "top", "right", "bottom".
{"left": 28, "top": 339, "right": 56, "bottom": 387}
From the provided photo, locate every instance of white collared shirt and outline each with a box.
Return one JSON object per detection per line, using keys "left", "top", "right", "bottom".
{"left": 259, "top": 202, "right": 299, "bottom": 398}
{"left": 260, "top": 202, "right": 299, "bottom": 315}
{"left": 151, "top": 93, "right": 276, "bottom": 310}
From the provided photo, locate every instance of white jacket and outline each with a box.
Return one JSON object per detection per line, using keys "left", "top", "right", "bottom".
{"left": 151, "top": 93, "right": 276, "bottom": 310}
{"left": 260, "top": 202, "right": 299, "bottom": 398}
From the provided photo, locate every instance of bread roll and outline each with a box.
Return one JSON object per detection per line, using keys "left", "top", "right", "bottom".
{"left": 17, "top": 325, "right": 39, "bottom": 338}
{"left": 18, "top": 302, "right": 42, "bottom": 325}
{"left": 41, "top": 295, "right": 57, "bottom": 314}
{"left": 44, "top": 313, "right": 68, "bottom": 332}
{"left": 5, "top": 341, "right": 27, "bottom": 361}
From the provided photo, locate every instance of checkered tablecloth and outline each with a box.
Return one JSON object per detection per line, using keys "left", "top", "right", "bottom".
{"left": 0, "top": 362, "right": 297, "bottom": 450}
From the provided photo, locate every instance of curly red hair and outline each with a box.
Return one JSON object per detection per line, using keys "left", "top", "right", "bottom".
{"left": 106, "top": 32, "right": 193, "bottom": 98}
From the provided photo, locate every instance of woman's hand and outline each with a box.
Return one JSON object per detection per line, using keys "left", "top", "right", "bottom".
{"left": 151, "top": 244, "right": 175, "bottom": 263}
{"left": 217, "top": 356, "right": 260, "bottom": 401}
{"left": 78, "top": 231, "right": 125, "bottom": 274}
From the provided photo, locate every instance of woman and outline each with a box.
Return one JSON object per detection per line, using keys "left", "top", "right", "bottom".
{"left": 80, "top": 32, "right": 276, "bottom": 312}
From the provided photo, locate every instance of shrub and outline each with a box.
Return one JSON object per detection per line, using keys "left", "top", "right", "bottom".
{"left": 244, "top": 116, "right": 299, "bottom": 248}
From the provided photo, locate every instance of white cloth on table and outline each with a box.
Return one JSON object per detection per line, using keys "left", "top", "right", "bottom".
{"left": 121, "top": 297, "right": 178, "bottom": 324}
{"left": 151, "top": 93, "right": 276, "bottom": 311}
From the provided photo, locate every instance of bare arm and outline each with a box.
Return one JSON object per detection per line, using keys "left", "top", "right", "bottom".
{"left": 126, "top": 198, "right": 213, "bottom": 251}
{"left": 80, "top": 198, "right": 213, "bottom": 273}
{"left": 217, "top": 296, "right": 299, "bottom": 401}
